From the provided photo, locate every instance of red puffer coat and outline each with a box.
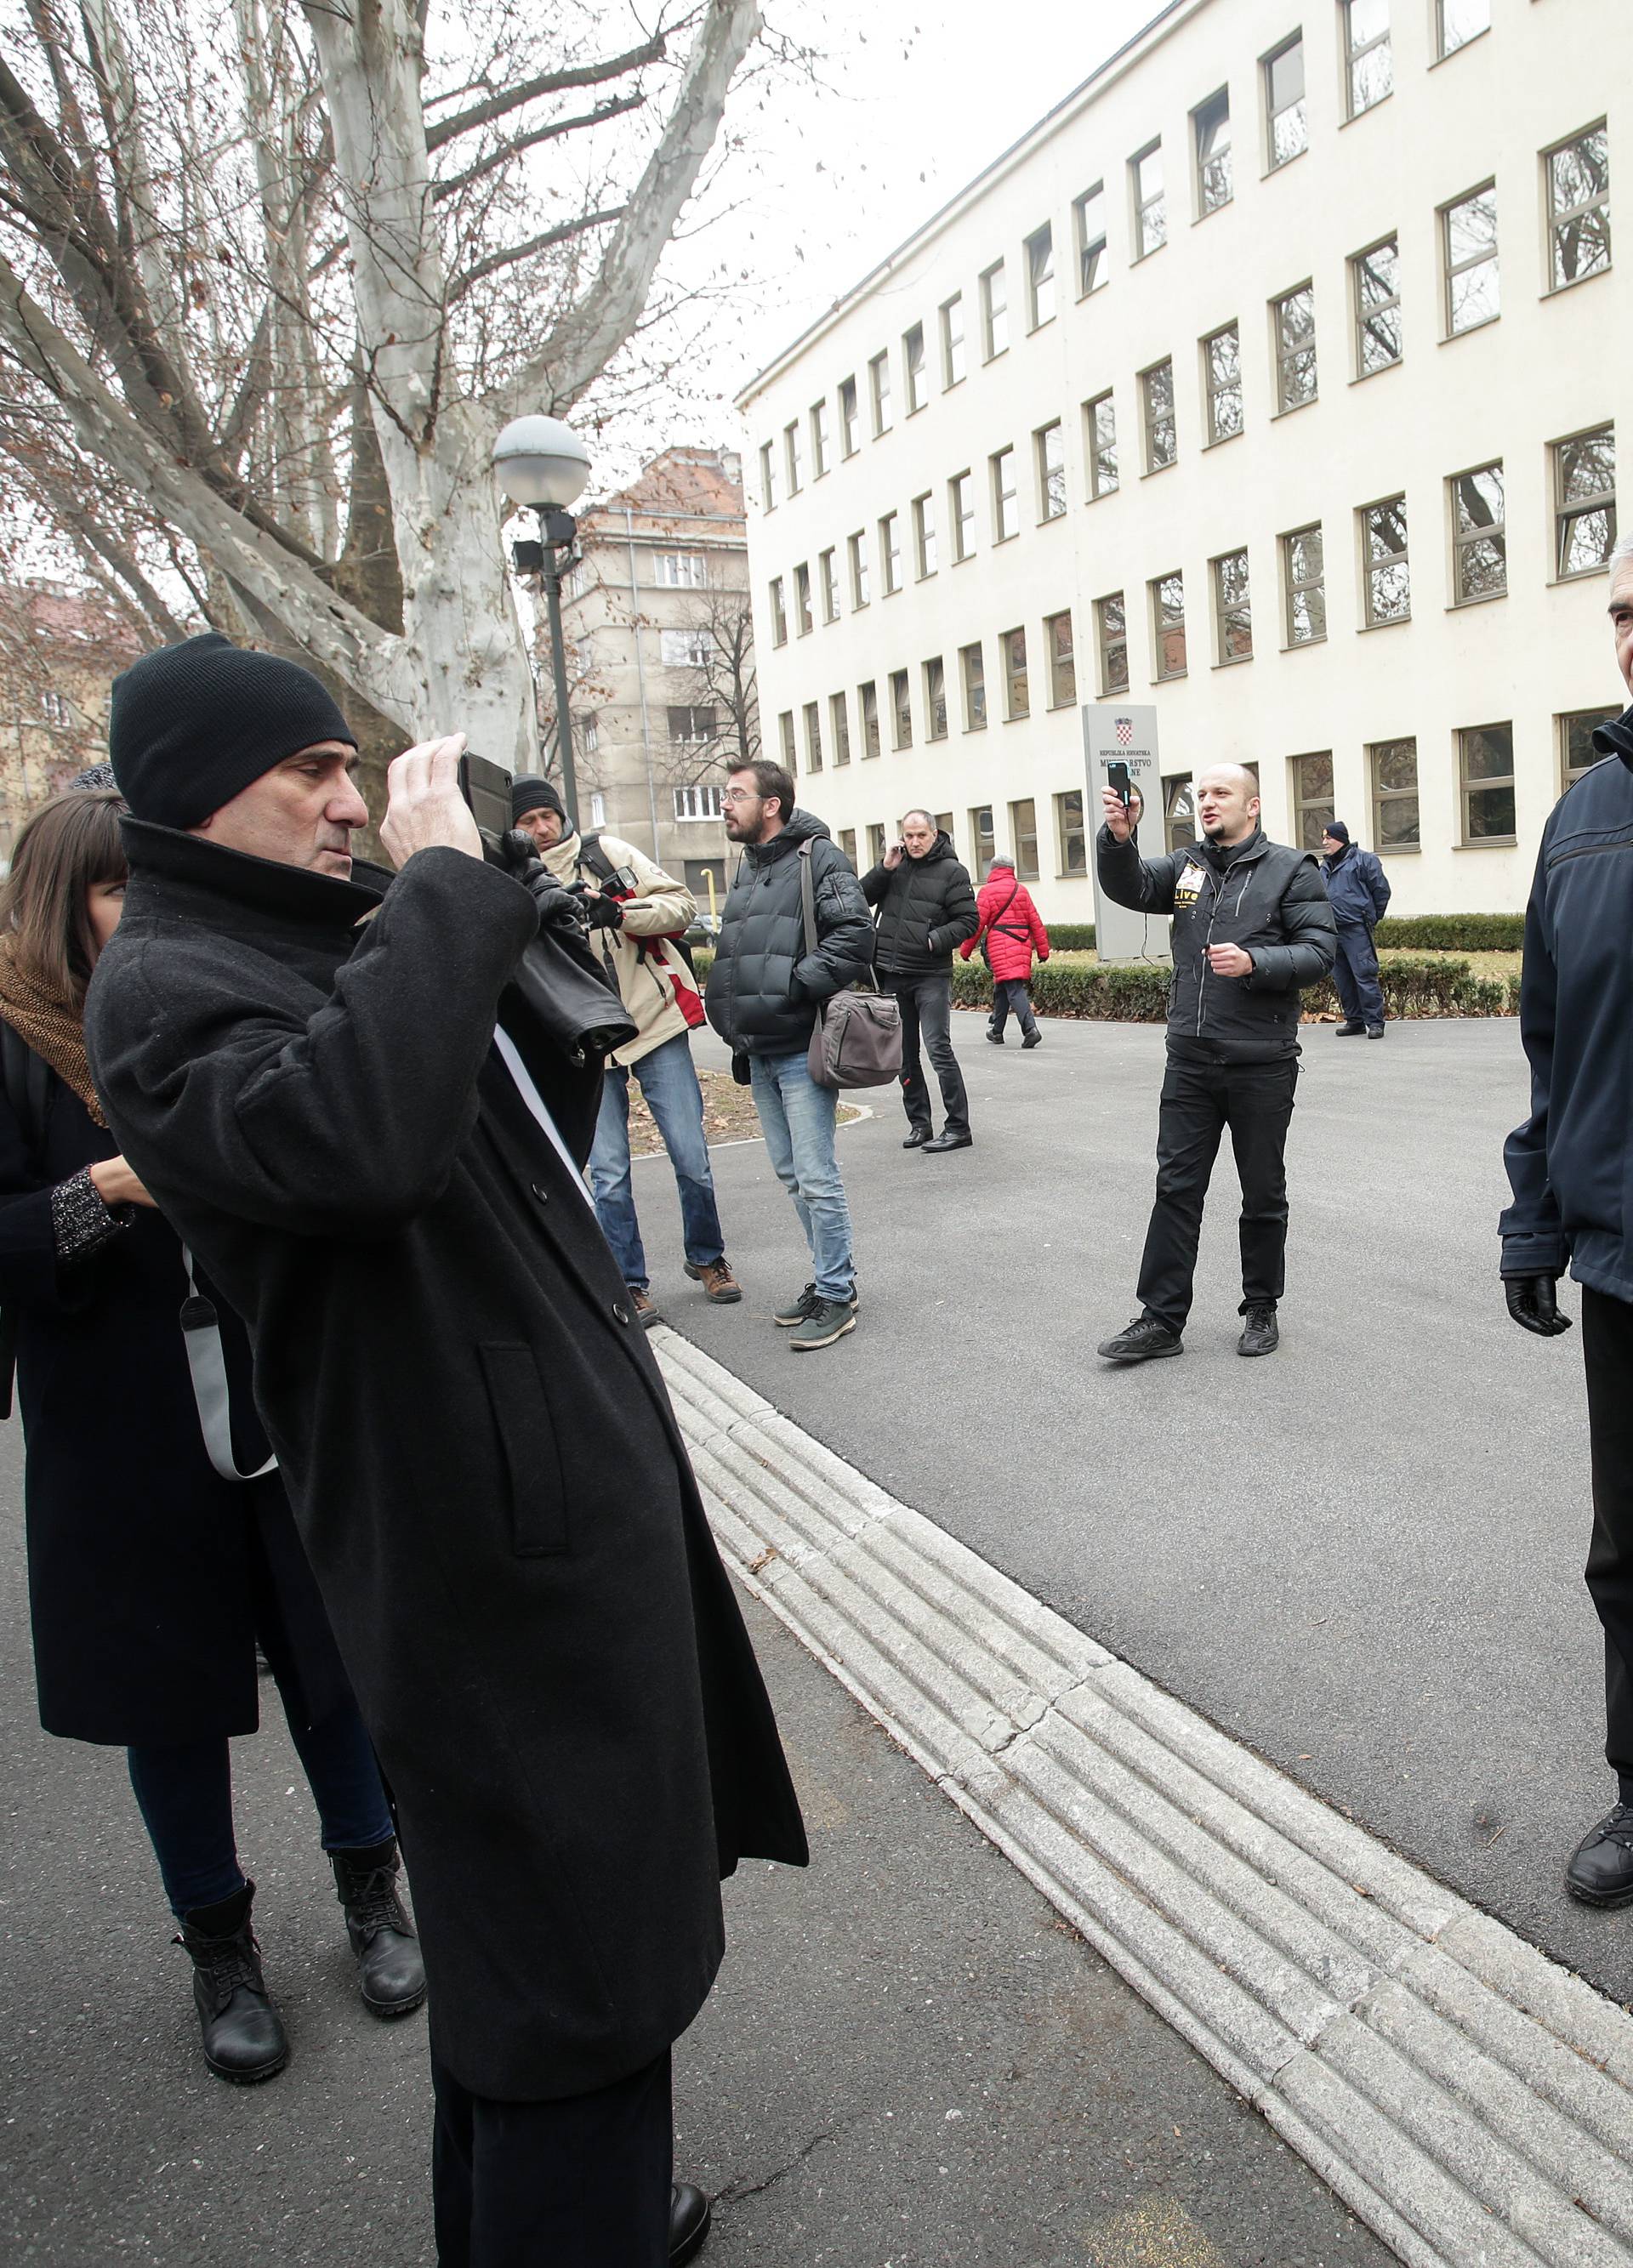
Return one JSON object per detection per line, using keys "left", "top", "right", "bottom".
{"left": 960, "top": 873, "right": 1050, "bottom": 982}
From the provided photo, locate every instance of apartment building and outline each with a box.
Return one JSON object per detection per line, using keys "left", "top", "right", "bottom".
{"left": 737, "top": 0, "right": 1627, "bottom": 917}
{"left": 0, "top": 583, "right": 141, "bottom": 862}
{"left": 555, "top": 446, "right": 750, "bottom": 904}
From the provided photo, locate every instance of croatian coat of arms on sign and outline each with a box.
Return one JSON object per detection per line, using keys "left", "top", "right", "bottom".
{"left": 1115, "top": 716, "right": 1134, "bottom": 745}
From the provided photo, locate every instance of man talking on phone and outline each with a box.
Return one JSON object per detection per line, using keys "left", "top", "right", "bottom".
{"left": 1095, "top": 764, "right": 1334, "bottom": 1361}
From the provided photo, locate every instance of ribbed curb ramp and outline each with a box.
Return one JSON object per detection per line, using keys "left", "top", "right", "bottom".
{"left": 653, "top": 1326, "right": 1633, "bottom": 2268}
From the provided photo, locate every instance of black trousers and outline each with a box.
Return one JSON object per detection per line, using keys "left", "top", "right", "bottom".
{"left": 885, "top": 971, "right": 970, "bottom": 1137}
{"left": 1332, "top": 924, "right": 1385, "bottom": 1029}
{"left": 989, "top": 978, "right": 1038, "bottom": 1040}
{"left": 1136, "top": 1054, "right": 1298, "bottom": 1332}
{"left": 431, "top": 2044, "right": 673, "bottom": 2268}
{"left": 1580, "top": 1288, "right": 1633, "bottom": 1801}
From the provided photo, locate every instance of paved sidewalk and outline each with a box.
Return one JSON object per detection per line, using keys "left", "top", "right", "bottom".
{"left": 2, "top": 1438, "right": 1385, "bottom": 2265}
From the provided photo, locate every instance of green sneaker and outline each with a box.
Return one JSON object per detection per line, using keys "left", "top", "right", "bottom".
{"left": 789, "top": 1298, "right": 857, "bottom": 1352}
{"left": 774, "top": 1282, "right": 858, "bottom": 1327}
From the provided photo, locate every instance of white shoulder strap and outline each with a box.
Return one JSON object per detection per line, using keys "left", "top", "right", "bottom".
{"left": 179, "top": 1251, "right": 277, "bottom": 1484}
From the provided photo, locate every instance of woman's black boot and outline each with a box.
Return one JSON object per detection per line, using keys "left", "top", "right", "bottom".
{"left": 332, "top": 1839, "right": 426, "bottom": 2018}
{"left": 176, "top": 1879, "right": 288, "bottom": 2083}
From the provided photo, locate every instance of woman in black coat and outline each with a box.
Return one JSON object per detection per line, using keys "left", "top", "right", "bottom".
{"left": 0, "top": 787, "right": 422, "bottom": 2083}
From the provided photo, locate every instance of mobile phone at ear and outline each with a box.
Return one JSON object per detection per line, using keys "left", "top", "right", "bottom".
{"left": 1107, "top": 759, "right": 1133, "bottom": 809}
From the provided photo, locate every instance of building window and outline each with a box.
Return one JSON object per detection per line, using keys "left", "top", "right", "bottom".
{"left": 1141, "top": 359, "right": 1177, "bottom": 471}
{"left": 981, "top": 261, "right": 1008, "bottom": 358}
{"left": 1273, "top": 283, "right": 1317, "bottom": 411}
{"left": 1547, "top": 125, "right": 1611, "bottom": 292}
{"left": 1165, "top": 776, "right": 1197, "bottom": 852}
{"left": 1443, "top": 183, "right": 1499, "bottom": 334}
{"left": 839, "top": 827, "right": 857, "bottom": 865}
{"left": 1002, "top": 627, "right": 1029, "bottom": 720}
{"left": 1055, "top": 790, "right": 1088, "bottom": 876}
{"left": 949, "top": 470, "right": 976, "bottom": 561}
{"left": 1086, "top": 391, "right": 1118, "bottom": 497}
{"left": 1096, "top": 592, "right": 1129, "bottom": 694}
{"left": 1437, "top": 0, "right": 1488, "bottom": 57}
{"left": 759, "top": 441, "right": 777, "bottom": 511}
{"left": 1352, "top": 236, "right": 1402, "bottom": 375}
{"left": 820, "top": 546, "right": 840, "bottom": 622}
{"left": 890, "top": 668, "right": 913, "bottom": 750}
{"left": 1554, "top": 424, "right": 1617, "bottom": 577}
{"left": 848, "top": 529, "right": 870, "bottom": 608}
{"left": 654, "top": 551, "right": 706, "bottom": 588}
{"left": 1045, "top": 610, "right": 1076, "bottom": 706}
{"left": 1152, "top": 571, "right": 1186, "bottom": 679}
{"left": 867, "top": 823, "right": 886, "bottom": 867}
{"left": 779, "top": 710, "right": 796, "bottom": 771}
{"left": 1132, "top": 140, "right": 1166, "bottom": 258}
{"left": 1024, "top": 223, "right": 1055, "bottom": 328}
{"left": 793, "top": 563, "right": 812, "bottom": 637}
{"left": 912, "top": 492, "right": 937, "bottom": 579}
{"left": 1362, "top": 496, "right": 1410, "bottom": 624}
{"left": 941, "top": 293, "right": 965, "bottom": 388}
{"left": 1212, "top": 548, "right": 1252, "bottom": 662}
{"left": 970, "top": 804, "right": 996, "bottom": 874}
{"left": 896, "top": 326, "right": 923, "bottom": 418}
{"left": 1370, "top": 738, "right": 1420, "bottom": 850}
{"left": 1343, "top": 0, "right": 1391, "bottom": 119}
{"left": 674, "top": 782, "right": 725, "bottom": 821}
{"left": 839, "top": 375, "right": 859, "bottom": 456}
{"left": 1283, "top": 524, "right": 1327, "bottom": 645}
{"left": 859, "top": 679, "right": 881, "bottom": 759}
{"left": 810, "top": 400, "right": 829, "bottom": 479}
{"left": 1265, "top": 35, "right": 1307, "bottom": 169}
{"left": 1450, "top": 463, "right": 1505, "bottom": 603}
{"left": 830, "top": 691, "right": 852, "bottom": 768}
{"left": 960, "top": 642, "right": 987, "bottom": 730}
{"left": 1559, "top": 708, "right": 1618, "bottom": 790}
{"left": 784, "top": 419, "right": 803, "bottom": 495}
{"left": 879, "top": 511, "right": 902, "bottom": 594}
{"left": 1459, "top": 722, "right": 1516, "bottom": 842}
{"left": 668, "top": 705, "right": 717, "bottom": 746}
{"left": 1203, "top": 323, "right": 1243, "bottom": 443}
{"left": 925, "top": 656, "right": 948, "bottom": 741}
{"left": 869, "top": 350, "right": 892, "bottom": 435}
{"left": 1074, "top": 182, "right": 1108, "bottom": 294}
{"left": 768, "top": 579, "right": 788, "bottom": 646}
{"left": 991, "top": 446, "right": 1019, "bottom": 541}
{"left": 1193, "top": 88, "right": 1232, "bottom": 214}
{"left": 1036, "top": 420, "right": 1067, "bottom": 520}
{"left": 803, "top": 700, "right": 823, "bottom": 773}
{"left": 1010, "top": 799, "right": 1040, "bottom": 880}
{"left": 1290, "top": 752, "right": 1335, "bottom": 850}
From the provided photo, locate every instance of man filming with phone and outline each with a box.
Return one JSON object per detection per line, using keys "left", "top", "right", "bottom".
{"left": 1095, "top": 764, "right": 1334, "bottom": 1362}
{"left": 85, "top": 633, "right": 806, "bottom": 2268}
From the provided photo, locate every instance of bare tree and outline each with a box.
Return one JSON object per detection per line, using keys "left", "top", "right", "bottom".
{"left": 0, "top": 0, "right": 770, "bottom": 799}
{"left": 666, "top": 576, "right": 758, "bottom": 783}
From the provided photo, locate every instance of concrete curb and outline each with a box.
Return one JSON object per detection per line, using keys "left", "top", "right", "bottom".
{"left": 654, "top": 1326, "right": 1633, "bottom": 2268}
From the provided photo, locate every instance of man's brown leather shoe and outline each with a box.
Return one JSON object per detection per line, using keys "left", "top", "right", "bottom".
{"left": 684, "top": 1259, "right": 743, "bottom": 1304}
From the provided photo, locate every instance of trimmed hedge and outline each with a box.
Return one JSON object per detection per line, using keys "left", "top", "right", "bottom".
{"left": 951, "top": 952, "right": 1511, "bottom": 1022}
{"left": 1044, "top": 924, "right": 1097, "bottom": 952}
{"left": 1374, "top": 912, "right": 1524, "bottom": 951}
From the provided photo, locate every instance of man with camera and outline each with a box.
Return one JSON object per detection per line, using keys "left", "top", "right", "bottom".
{"left": 705, "top": 757, "right": 873, "bottom": 1350}
{"left": 508, "top": 776, "right": 741, "bottom": 1327}
{"left": 86, "top": 634, "right": 806, "bottom": 2268}
{"left": 862, "top": 810, "right": 980, "bottom": 1153}
{"left": 1502, "top": 530, "right": 1633, "bottom": 1911}
{"left": 1095, "top": 765, "right": 1334, "bottom": 1362}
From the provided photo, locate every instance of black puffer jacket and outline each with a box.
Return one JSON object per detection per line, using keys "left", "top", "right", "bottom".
{"left": 862, "top": 834, "right": 980, "bottom": 975}
{"left": 705, "top": 809, "right": 873, "bottom": 1055}
{"left": 1097, "top": 825, "right": 1335, "bottom": 1061}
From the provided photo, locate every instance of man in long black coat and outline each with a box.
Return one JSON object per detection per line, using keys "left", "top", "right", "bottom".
{"left": 85, "top": 634, "right": 806, "bottom": 2268}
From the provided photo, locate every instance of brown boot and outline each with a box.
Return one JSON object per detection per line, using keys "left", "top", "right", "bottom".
{"left": 685, "top": 1259, "right": 743, "bottom": 1305}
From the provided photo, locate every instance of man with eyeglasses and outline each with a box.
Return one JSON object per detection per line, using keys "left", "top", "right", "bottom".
{"left": 705, "top": 759, "right": 873, "bottom": 1350}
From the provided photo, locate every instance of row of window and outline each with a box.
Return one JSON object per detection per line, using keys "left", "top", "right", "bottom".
{"left": 812, "top": 708, "right": 1620, "bottom": 891}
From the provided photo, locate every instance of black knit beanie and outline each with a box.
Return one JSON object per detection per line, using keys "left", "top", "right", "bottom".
{"left": 511, "top": 776, "right": 568, "bottom": 825}
{"left": 1324, "top": 819, "right": 1350, "bottom": 844}
{"left": 108, "top": 633, "right": 356, "bottom": 829}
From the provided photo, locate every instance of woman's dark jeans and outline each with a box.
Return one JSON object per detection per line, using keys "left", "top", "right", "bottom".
{"left": 990, "top": 979, "right": 1038, "bottom": 1040}
{"left": 128, "top": 1659, "right": 393, "bottom": 1916}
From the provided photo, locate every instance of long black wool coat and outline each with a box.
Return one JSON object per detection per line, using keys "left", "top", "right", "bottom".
{"left": 0, "top": 1050, "right": 349, "bottom": 1747}
{"left": 86, "top": 822, "right": 807, "bottom": 2102}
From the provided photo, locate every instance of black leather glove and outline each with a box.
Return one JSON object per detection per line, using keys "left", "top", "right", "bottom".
{"left": 1504, "top": 1274, "right": 1573, "bottom": 1336}
{"left": 495, "top": 828, "right": 588, "bottom": 935}
{"left": 583, "top": 890, "right": 624, "bottom": 932}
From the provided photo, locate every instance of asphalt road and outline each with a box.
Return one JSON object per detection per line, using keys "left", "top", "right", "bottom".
{"left": 653, "top": 1014, "right": 1631, "bottom": 2004}
{"left": 1, "top": 1494, "right": 1385, "bottom": 2266}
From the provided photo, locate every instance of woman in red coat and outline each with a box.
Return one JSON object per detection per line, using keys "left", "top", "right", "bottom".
{"left": 959, "top": 855, "right": 1051, "bottom": 1048}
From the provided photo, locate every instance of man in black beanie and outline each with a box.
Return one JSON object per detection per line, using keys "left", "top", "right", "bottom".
{"left": 87, "top": 634, "right": 806, "bottom": 2268}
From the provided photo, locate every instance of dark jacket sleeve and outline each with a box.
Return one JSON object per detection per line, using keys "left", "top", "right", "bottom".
{"left": 1499, "top": 843, "right": 1566, "bottom": 1277}
{"left": 860, "top": 861, "right": 890, "bottom": 907}
{"left": 792, "top": 846, "right": 875, "bottom": 1003}
{"left": 927, "top": 861, "right": 980, "bottom": 956}
{"left": 1244, "top": 856, "right": 1337, "bottom": 992}
{"left": 88, "top": 848, "right": 539, "bottom": 1240}
{"left": 1096, "top": 826, "right": 1185, "bottom": 914}
{"left": 1364, "top": 851, "right": 1391, "bottom": 924}
{"left": 0, "top": 1080, "right": 79, "bottom": 1311}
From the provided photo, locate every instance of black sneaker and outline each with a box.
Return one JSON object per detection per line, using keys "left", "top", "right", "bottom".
{"left": 985, "top": 1030, "right": 1004, "bottom": 1046}
{"left": 1238, "top": 1303, "right": 1279, "bottom": 1356}
{"left": 1366, "top": 1025, "right": 1385, "bottom": 1039}
{"left": 790, "top": 1298, "right": 857, "bottom": 1351}
{"left": 1021, "top": 1031, "right": 1042, "bottom": 1049}
{"left": 774, "top": 1282, "right": 859, "bottom": 1327}
{"left": 1334, "top": 1020, "right": 1365, "bottom": 1037}
{"left": 1096, "top": 1316, "right": 1184, "bottom": 1363}
{"left": 1565, "top": 1803, "right": 1633, "bottom": 1906}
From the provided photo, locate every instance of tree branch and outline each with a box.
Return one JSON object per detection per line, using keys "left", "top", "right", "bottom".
{"left": 448, "top": 207, "right": 625, "bottom": 301}
{"left": 431, "top": 90, "right": 646, "bottom": 202}
{"left": 424, "top": 32, "right": 666, "bottom": 151}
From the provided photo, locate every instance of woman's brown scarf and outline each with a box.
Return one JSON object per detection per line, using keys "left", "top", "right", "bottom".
{"left": 0, "top": 936, "right": 105, "bottom": 1127}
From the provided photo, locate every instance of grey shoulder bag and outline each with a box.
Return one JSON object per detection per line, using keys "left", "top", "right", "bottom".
{"left": 798, "top": 842, "right": 903, "bottom": 1090}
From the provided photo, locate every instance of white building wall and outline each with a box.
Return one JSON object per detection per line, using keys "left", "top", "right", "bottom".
{"left": 738, "top": 0, "right": 1630, "bottom": 917}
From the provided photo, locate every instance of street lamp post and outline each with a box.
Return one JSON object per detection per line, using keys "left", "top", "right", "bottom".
{"left": 492, "top": 414, "right": 592, "bottom": 821}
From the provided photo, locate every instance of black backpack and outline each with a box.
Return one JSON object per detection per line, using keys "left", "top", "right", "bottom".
{"left": 0, "top": 1024, "right": 49, "bottom": 1421}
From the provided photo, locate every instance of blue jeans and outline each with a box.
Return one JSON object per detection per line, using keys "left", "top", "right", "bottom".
{"left": 749, "top": 1049, "right": 856, "bottom": 1304}
{"left": 589, "top": 1032, "right": 726, "bottom": 1291}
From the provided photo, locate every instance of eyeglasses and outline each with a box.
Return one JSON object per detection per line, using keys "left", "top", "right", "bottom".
{"left": 721, "top": 787, "right": 759, "bottom": 805}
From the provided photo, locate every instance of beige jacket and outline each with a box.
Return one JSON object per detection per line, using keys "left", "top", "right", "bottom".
{"left": 540, "top": 830, "right": 702, "bottom": 1070}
